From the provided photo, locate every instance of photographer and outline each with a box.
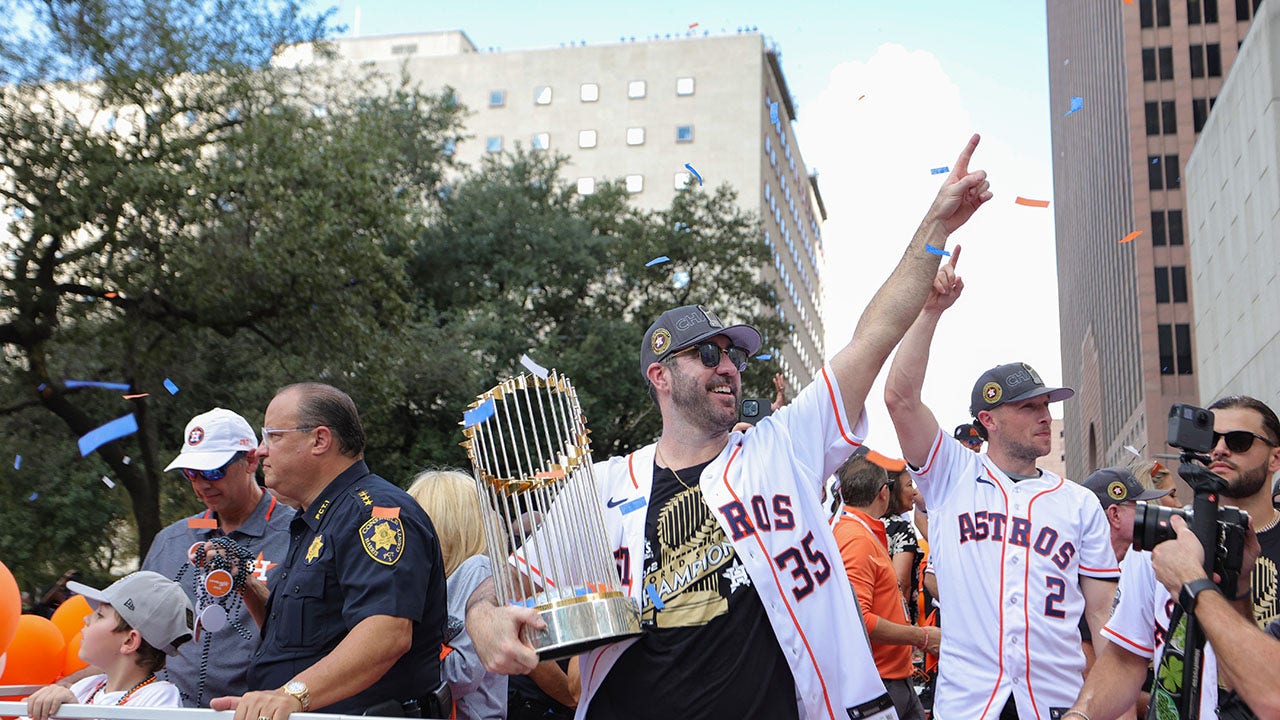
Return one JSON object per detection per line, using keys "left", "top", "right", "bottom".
{"left": 1150, "top": 514, "right": 1279, "bottom": 718}
{"left": 1067, "top": 395, "right": 1280, "bottom": 720}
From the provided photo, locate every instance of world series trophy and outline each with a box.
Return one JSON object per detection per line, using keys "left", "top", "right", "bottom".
{"left": 461, "top": 369, "right": 641, "bottom": 659}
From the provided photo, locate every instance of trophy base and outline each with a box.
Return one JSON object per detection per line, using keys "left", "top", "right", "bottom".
{"left": 530, "top": 592, "right": 642, "bottom": 661}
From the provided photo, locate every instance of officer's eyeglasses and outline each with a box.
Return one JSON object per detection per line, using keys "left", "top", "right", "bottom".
{"left": 181, "top": 452, "right": 246, "bottom": 483}
{"left": 672, "top": 342, "right": 749, "bottom": 372}
{"left": 1213, "top": 430, "right": 1278, "bottom": 454}
{"left": 261, "top": 426, "right": 316, "bottom": 447}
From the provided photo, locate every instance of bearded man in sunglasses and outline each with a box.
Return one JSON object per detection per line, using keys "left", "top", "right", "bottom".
{"left": 1069, "top": 395, "right": 1280, "bottom": 720}
{"left": 467, "top": 134, "right": 993, "bottom": 720}
{"left": 141, "top": 408, "right": 291, "bottom": 706}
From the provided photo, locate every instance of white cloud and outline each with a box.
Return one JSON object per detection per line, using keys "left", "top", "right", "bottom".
{"left": 798, "top": 43, "right": 1062, "bottom": 458}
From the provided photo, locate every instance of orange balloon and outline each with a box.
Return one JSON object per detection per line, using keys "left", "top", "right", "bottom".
{"left": 0, "top": 561, "right": 19, "bottom": 654}
{"left": 50, "top": 595, "right": 91, "bottom": 643}
{"left": 61, "top": 630, "right": 88, "bottom": 677}
{"left": 0, "top": 615, "right": 64, "bottom": 685}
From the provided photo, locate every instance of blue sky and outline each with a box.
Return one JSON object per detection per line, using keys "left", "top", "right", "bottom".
{"left": 331, "top": 0, "right": 1064, "bottom": 449}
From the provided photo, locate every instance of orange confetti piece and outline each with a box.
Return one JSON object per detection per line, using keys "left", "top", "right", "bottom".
{"left": 121, "top": 393, "right": 150, "bottom": 399}
{"left": 372, "top": 506, "right": 401, "bottom": 519}
{"left": 688, "top": 22, "right": 699, "bottom": 28}
{"left": 1124, "top": 0, "right": 1134, "bottom": 4}
{"left": 104, "top": 292, "right": 118, "bottom": 298}
{"left": 1015, "top": 196, "right": 1051, "bottom": 208}
{"left": 534, "top": 469, "right": 566, "bottom": 480}
{"left": 858, "top": 94, "right": 866, "bottom": 101}
{"left": 1119, "top": 230, "right": 1143, "bottom": 243}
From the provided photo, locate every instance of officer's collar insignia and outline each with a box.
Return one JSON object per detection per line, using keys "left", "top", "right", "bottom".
{"left": 305, "top": 534, "right": 324, "bottom": 564}
{"left": 360, "top": 515, "right": 404, "bottom": 566}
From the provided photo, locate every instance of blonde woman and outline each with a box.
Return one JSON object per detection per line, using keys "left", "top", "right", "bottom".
{"left": 408, "top": 469, "right": 508, "bottom": 720}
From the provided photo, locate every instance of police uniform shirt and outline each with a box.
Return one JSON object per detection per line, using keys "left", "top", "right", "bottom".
{"left": 247, "top": 460, "right": 448, "bottom": 714}
{"left": 142, "top": 491, "right": 291, "bottom": 706}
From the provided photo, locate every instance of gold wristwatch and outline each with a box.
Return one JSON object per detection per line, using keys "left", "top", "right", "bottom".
{"left": 282, "top": 680, "right": 310, "bottom": 711}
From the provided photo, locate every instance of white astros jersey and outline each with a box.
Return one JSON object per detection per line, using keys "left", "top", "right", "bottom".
{"left": 909, "top": 430, "right": 1119, "bottom": 720}
{"left": 1101, "top": 548, "right": 1218, "bottom": 718}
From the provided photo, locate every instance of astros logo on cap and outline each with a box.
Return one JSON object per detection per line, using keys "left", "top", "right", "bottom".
{"left": 982, "top": 382, "right": 1002, "bottom": 405}
{"left": 1107, "top": 481, "right": 1128, "bottom": 501}
{"left": 187, "top": 427, "right": 205, "bottom": 446}
{"left": 651, "top": 328, "right": 671, "bottom": 356}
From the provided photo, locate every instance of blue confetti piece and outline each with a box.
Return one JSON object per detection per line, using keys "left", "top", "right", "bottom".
{"left": 646, "top": 256, "right": 670, "bottom": 267}
{"left": 930, "top": 166, "right": 950, "bottom": 175}
{"left": 37, "top": 383, "right": 47, "bottom": 392}
{"left": 1064, "top": 96, "right": 1084, "bottom": 116}
{"left": 463, "top": 399, "right": 496, "bottom": 428}
{"left": 574, "top": 586, "right": 590, "bottom": 596}
{"left": 925, "top": 245, "right": 951, "bottom": 257}
{"left": 163, "top": 378, "right": 180, "bottom": 395}
{"left": 78, "top": 413, "right": 139, "bottom": 456}
{"left": 66, "top": 380, "right": 132, "bottom": 391}
{"left": 769, "top": 101, "right": 779, "bottom": 124}
{"left": 13, "top": 455, "right": 20, "bottom": 470}
{"left": 684, "top": 163, "right": 703, "bottom": 186}
{"left": 620, "top": 497, "right": 647, "bottom": 515}
{"left": 645, "top": 584, "right": 666, "bottom": 610}
{"left": 28, "top": 492, "right": 38, "bottom": 502}
{"left": 1151, "top": 158, "right": 1160, "bottom": 165}
{"left": 755, "top": 353, "right": 772, "bottom": 361}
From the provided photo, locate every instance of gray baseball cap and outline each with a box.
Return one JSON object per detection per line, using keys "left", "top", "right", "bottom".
{"left": 639, "top": 304, "right": 762, "bottom": 378}
{"left": 67, "top": 571, "right": 194, "bottom": 655}
{"left": 970, "top": 362, "right": 1074, "bottom": 416}
{"left": 1083, "top": 466, "right": 1171, "bottom": 508}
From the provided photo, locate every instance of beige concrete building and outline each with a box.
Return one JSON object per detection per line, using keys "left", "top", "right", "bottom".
{"left": 293, "top": 30, "right": 827, "bottom": 388}
{"left": 1046, "top": 0, "right": 1262, "bottom": 478}
{"left": 1185, "top": 1, "right": 1280, "bottom": 414}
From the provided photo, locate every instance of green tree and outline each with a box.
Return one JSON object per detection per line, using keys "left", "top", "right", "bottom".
{"left": 0, "top": 0, "right": 465, "bottom": 587}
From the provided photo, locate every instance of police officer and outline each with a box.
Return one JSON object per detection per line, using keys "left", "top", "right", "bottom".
{"left": 210, "top": 383, "right": 447, "bottom": 720}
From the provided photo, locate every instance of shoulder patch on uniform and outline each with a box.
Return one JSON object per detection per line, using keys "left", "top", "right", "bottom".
{"left": 360, "top": 516, "right": 404, "bottom": 566}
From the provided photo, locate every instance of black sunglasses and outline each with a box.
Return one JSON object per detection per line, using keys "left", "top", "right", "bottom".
{"left": 1213, "top": 430, "right": 1278, "bottom": 454}
{"left": 673, "top": 342, "right": 749, "bottom": 372}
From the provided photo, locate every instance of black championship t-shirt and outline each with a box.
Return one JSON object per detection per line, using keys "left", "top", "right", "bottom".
{"left": 586, "top": 461, "right": 799, "bottom": 720}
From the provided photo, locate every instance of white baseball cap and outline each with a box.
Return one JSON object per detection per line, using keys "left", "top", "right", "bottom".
{"left": 164, "top": 408, "right": 258, "bottom": 472}
{"left": 67, "top": 571, "right": 194, "bottom": 655}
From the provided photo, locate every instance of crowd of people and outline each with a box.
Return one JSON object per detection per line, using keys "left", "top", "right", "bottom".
{"left": 19, "top": 135, "right": 1280, "bottom": 720}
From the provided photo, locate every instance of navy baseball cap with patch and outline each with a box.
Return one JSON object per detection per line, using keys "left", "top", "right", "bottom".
{"left": 954, "top": 423, "right": 983, "bottom": 444}
{"left": 969, "top": 362, "right": 1074, "bottom": 416}
{"left": 1083, "top": 466, "right": 1170, "bottom": 508}
{"left": 639, "top": 304, "right": 762, "bottom": 378}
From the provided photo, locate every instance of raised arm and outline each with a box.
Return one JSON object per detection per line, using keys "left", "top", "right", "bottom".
{"left": 828, "top": 134, "right": 990, "bottom": 422}
{"left": 884, "top": 248, "right": 965, "bottom": 466}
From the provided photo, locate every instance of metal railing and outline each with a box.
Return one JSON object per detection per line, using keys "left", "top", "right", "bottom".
{"left": 0, "top": 688, "right": 403, "bottom": 720}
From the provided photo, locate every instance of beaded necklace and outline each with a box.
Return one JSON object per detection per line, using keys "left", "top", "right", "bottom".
{"left": 174, "top": 534, "right": 255, "bottom": 705}
{"left": 90, "top": 673, "right": 157, "bottom": 706}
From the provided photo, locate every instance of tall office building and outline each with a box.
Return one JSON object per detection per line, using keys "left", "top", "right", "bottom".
{"left": 1046, "top": 0, "right": 1263, "bottom": 478}
{"left": 289, "top": 30, "right": 828, "bottom": 389}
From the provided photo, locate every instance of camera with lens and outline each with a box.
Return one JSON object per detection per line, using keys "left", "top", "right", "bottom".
{"left": 1130, "top": 403, "right": 1250, "bottom": 594}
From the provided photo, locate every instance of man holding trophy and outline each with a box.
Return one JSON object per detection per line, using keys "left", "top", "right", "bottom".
{"left": 466, "top": 134, "right": 993, "bottom": 719}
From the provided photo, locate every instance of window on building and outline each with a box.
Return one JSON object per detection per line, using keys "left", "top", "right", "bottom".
{"left": 485, "top": 136, "right": 503, "bottom": 153}
{"left": 1159, "top": 47, "right": 1174, "bottom": 79}
{"left": 1189, "top": 0, "right": 1220, "bottom": 22}
{"left": 1175, "top": 324, "right": 1193, "bottom": 374}
{"left": 626, "top": 127, "right": 645, "bottom": 145}
{"left": 625, "top": 174, "right": 644, "bottom": 193}
{"left": 1145, "top": 102, "right": 1161, "bottom": 135}
{"left": 1171, "top": 266, "right": 1188, "bottom": 302}
{"left": 1151, "top": 210, "right": 1168, "bottom": 245}
{"left": 1206, "top": 43, "right": 1222, "bottom": 76}
{"left": 676, "top": 77, "right": 695, "bottom": 96}
{"left": 1148, "top": 156, "right": 1165, "bottom": 190}
{"left": 628, "top": 80, "right": 646, "bottom": 99}
{"left": 1142, "top": 49, "right": 1157, "bottom": 82}
{"left": 1168, "top": 209, "right": 1184, "bottom": 245}
{"left": 580, "top": 83, "right": 599, "bottom": 102}
{"left": 531, "top": 132, "right": 550, "bottom": 150}
{"left": 1235, "top": 0, "right": 1261, "bottom": 21}
{"left": 676, "top": 125, "right": 694, "bottom": 143}
{"left": 576, "top": 177, "right": 595, "bottom": 195}
{"left": 1206, "top": 0, "right": 1219, "bottom": 22}
{"left": 534, "top": 86, "right": 553, "bottom": 105}
{"left": 1189, "top": 0, "right": 1203, "bottom": 22}
{"left": 1141, "top": 0, "right": 1155, "bottom": 26}
{"left": 1156, "top": 0, "right": 1172, "bottom": 24}
{"left": 1165, "top": 154, "right": 1180, "bottom": 188}
{"left": 1154, "top": 266, "right": 1171, "bottom": 303}
{"left": 1158, "top": 324, "right": 1175, "bottom": 374}
{"left": 489, "top": 90, "right": 505, "bottom": 107}
{"left": 578, "top": 129, "right": 597, "bottom": 148}
{"left": 1162, "top": 100, "right": 1177, "bottom": 134}
{"left": 1192, "top": 98, "right": 1210, "bottom": 132}
{"left": 674, "top": 171, "right": 692, "bottom": 190}
{"left": 1190, "top": 45, "right": 1205, "bottom": 77}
